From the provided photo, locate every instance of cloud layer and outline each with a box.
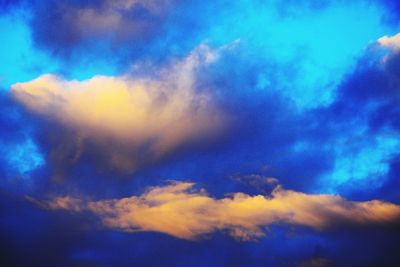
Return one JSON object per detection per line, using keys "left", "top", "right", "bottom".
{"left": 40, "top": 181, "right": 400, "bottom": 240}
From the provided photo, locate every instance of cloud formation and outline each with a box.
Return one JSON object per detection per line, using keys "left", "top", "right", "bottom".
{"left": 65, "top": 0, "right": 172, "bottom": 38}
{"left": 39, "top": 181, "right": 400, "bottom": 240}
{"left": 378, "top": 32, "right": 400, "bottom": 52}
{"left": 12, "top": 45, "right": 228, "bottom": 173}
{"left": 30, "top": 0, "right": 174, "bottom": 55}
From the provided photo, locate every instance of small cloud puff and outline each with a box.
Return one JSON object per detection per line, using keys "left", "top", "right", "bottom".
{"left": 378, "top": 32, "right": 400, "bottom": 52}
{"left": 38, "top": 181, "right": 400, "bottom": 240}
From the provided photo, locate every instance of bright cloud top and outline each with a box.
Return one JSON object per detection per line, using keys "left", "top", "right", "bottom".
{"left": 378, "top": 32, "right": 400, "bottom": 52}
{"left": 12, "top": 45, "right": 227, "bottom": 172}
{"left": 39, "top": 181, "right": 400, "bottom": 240}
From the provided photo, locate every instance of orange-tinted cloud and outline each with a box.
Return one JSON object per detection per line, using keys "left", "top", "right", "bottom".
{"left": 38, "top": 181, "right": 400, "bottom": 240}
{"left": 12, "top": 45, "right": 228, "bottom": 173}
{"left": 378, "top": 32, "right": 400, "bottom": 52}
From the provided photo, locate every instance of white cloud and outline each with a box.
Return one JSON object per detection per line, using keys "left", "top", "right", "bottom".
{"left": 378, "top": 32, "right": 400, "bottom": 52}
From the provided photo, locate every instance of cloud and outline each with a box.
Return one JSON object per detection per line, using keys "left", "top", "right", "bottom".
{"left": 66, "top": 0, "right": 172, "bottom": 38}
{"left": 37, "top": 181, "right": 400, "bottom": 240}
{"left": 378, "top": 32, "right": 400, "bottom": 52}
{"left": 11, "top": 44, "right": 228, "bottom": 173}
{"left": 30, "top": 0, "right": 174, "bottom": 55}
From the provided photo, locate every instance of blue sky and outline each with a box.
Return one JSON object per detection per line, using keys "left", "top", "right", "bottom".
{"left": 1, "top": 0, "right": 400, "bottom": 266}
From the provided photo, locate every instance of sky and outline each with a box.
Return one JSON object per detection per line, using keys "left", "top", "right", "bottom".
{"left": 1, "top": 0, "right": 400, "bottom": 266}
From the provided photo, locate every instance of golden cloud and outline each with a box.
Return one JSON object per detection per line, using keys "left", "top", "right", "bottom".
{"left": 378, "top": 32, "right": 400, "bottom": 52}
{"left": 12, "top": 45, "right": 228, "bottom": 173}
{"left": 37, "top": 181, "right": 400, "bottom": 240}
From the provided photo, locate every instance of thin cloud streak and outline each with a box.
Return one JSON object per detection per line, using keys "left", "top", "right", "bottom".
{"left": 37, "top": 181, "right": 400, "bottom": 240}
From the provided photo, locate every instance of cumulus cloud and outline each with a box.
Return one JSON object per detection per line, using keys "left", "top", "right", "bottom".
{"left": 12, "top": 44, "right": 228, "bottom": 173}
{"left": 37, "top": 181, "right": 400, "bottom": 240}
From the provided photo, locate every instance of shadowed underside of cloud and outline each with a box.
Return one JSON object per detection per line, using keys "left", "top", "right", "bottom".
{"left": 11, "top": 45, "right": 228, "bottom": 174}
{"left": 37, "top": 181, "right": 400, "bottom": 240}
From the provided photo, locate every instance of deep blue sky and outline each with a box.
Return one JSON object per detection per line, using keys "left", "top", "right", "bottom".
{"left": 1, "top": 1, "right": 400, "bottom": 266}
